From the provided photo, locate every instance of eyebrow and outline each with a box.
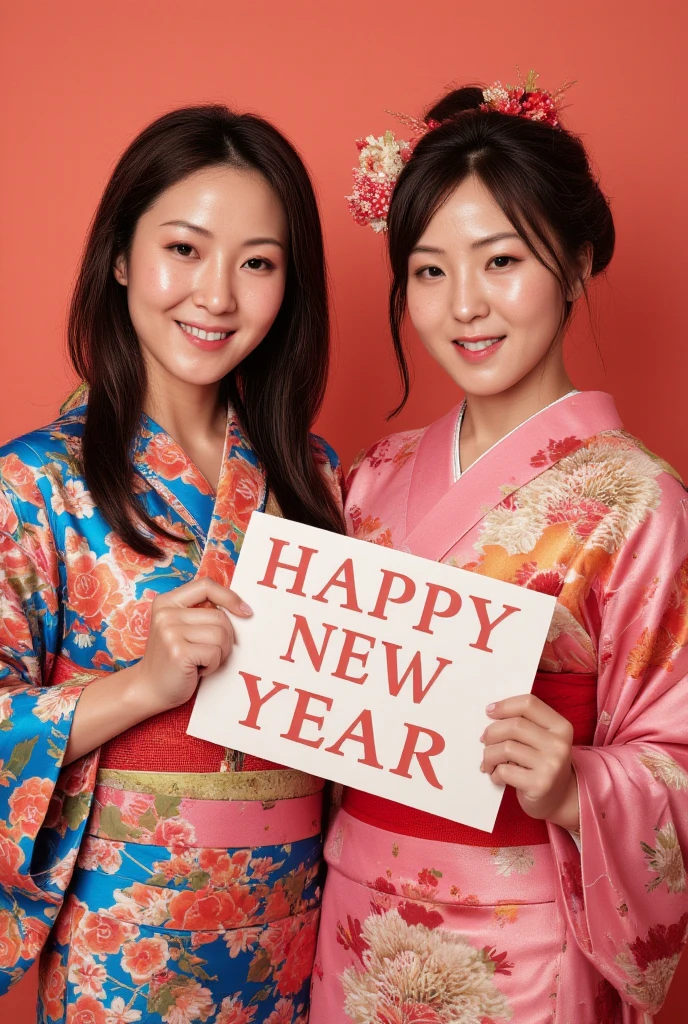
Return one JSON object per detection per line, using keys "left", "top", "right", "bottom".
{"left": 410, "top": 231, "right": 522, "bottom": 256}
{"left": 160, "top": 221, "right": 285, "bottom": 250}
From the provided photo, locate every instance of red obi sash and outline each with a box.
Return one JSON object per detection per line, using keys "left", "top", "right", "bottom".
{"left": 99, "top": 694, "right": 285, "bottom": 773}
{"left": 343, "top": 671, "right": 598, "bottom": 846}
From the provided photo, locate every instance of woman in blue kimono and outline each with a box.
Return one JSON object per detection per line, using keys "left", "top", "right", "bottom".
{"left": 0, "top": 105, "right": 343, "bottom": 1023}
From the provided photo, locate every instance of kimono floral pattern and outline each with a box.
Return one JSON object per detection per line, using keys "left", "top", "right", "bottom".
{"left": 0, "top": 399, "right": 342, "bottom": 1021}
{"left": 311, "top": 393, "right": 688, "bottom": 1023}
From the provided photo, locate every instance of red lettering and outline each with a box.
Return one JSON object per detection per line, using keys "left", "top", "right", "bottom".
{"left": 389, "top": 723, "right": 445, "bottom": 789}
{"left": 280, "top": 688, "right": 333, "bottom": 748}
{"left": 257, "top": 537, "right": 318, "bottom": 596}
{"left": 413, "top": 583, "right": 462, "bottom": 635}
{"left": 332, "top": 629, "right": 377, "bottom": 685}
{"left": 383, "top": 643, "right": 452, "bottom": 704}
{"left": 280, "top": 614, "right": 338, "bottom": 671}
{"left": 368, "top": 569, "right": 416, "bottom": 620}
{"left": 324, "top": 709, "right": 383, "bottom": 768}
{"left": 311, "top": 558, "right": 362, "bottom": 612}
{"left": 469, "top": 596, "right": 521, "bottom": 653}
{"left": 237, "top": 672, "right": 289, "bottom": 730}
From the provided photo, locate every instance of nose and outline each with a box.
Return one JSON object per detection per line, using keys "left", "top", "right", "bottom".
{"left": 451, "top": 266, "right": 489, "bottom": 323}
{"left": 193, "top": 255, "right": 237, "bottom": 316}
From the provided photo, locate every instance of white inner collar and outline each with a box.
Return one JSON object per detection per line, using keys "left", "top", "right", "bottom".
{"left": 453, "top": 390, "right": 580, "bottom": 483}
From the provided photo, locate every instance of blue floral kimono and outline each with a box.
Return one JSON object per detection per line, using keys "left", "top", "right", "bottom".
{"left": 0, "top": 396, "right": 342, "bottom": 1024}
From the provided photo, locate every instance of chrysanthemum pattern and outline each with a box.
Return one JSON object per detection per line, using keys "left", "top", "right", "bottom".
{"left": 341, "top": 910, "right": 512, "bottom": 1024}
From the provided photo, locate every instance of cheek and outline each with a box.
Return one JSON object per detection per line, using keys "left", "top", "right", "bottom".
{"left": 242, "top": 274, "right": 286, "bottom": 330}
{"left": 407, "top": 285, "right": 445, "bottom": 339}
{"left": 128, "top": 253, "right": 192, "bottom": 312}
{"left": 492, "top": 270, "right": 562, "bottom": 329}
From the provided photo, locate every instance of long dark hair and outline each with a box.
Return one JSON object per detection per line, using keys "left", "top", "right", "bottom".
{"left": 69, "top": 105, "right": 344, "bottom": 557}
{"left": 387, "top": 87, "right": 616, "bottom": 411}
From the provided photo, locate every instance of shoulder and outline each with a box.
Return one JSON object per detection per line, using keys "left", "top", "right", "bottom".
{"left": 0, "top": 406, "right": 86, "bottom": 467}
{"left": 309, "top": 432, "right": 340, "bottom": 472}
{"left": 0, "top": 407, "right": 87, "bottom": 521}
{"left": 347, "top": 426, "right": 425, "bottom": 490}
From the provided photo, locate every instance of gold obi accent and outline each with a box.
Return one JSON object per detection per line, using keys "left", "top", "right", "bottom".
{"left": 95, "top": 767, "right": 323, "bottom": 802}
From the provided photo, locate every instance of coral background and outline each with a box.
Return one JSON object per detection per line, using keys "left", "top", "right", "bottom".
{"left": 1, "top": 0, "right": 686, "bottom": 1019}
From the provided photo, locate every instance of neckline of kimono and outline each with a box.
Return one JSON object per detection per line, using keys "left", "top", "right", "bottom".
{"left": 138, "top": 409, "right": 231, "bottom": 498}
{"left": 451, "top": 389, "right": 581, "bottom": 483}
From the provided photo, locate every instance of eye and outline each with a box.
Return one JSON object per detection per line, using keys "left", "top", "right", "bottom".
{"left": 416, "top": 265, "right": 445, "bottom": 279}
{"left": 243, "top": 257, "right": 275, "bottom": 271}
{"left": 168, "top": 243, "right": 196, "bottom": 258}
{"left": 489, "top": 255, "right": 519, "bottom": 269}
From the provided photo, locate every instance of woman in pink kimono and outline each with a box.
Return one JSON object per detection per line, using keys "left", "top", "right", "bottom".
{"left": 312, "top": 78, "right": 688, "bottom": 1023}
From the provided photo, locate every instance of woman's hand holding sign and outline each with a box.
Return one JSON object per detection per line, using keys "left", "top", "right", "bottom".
{"left": 64, "top": 578, "right": 252, "bottom": 765}
{"left": 480, "top": 694, "right": 580, "bottom": 832}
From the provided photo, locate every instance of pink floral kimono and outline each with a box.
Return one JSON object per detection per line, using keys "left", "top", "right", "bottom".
{"left": 312, "top": 391, "right": 688, "bottom": 1024}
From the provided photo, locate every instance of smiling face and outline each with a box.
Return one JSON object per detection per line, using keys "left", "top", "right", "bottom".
{"left": 406, "top": 174, "right": 570, "bottom": 400}
{"left": 114, "top": 165, "right": 288, "bottom": 393}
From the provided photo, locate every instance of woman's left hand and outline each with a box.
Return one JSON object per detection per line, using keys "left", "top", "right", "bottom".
{"left": 480, "top": 694, "right": 580, "bottom": 831}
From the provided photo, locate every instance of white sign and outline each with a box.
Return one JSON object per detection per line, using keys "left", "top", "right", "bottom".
{"left": 188, "top": 512, "right": 556, "bottom": 832}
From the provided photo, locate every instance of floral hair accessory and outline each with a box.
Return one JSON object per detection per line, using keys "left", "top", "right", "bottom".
{"left": 347, "top": 70, "right": 574, "bottom": 231}
{"left": 481, "top": 69, "right": 574, "bottom": 128}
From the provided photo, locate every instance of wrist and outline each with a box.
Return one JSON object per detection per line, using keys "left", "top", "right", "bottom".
{"left": 549, "top": 767, "right": 580, "bottom": 831}
{"left": 120, "top": 663, "right": 163, "bottom": 723}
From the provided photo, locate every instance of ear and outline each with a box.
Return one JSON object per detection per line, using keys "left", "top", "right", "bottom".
{"left": 566, "top": 244, "right": 593, "bottom": 302}
{"left": 113, "top": 253, "right": 128, "bottom": 287}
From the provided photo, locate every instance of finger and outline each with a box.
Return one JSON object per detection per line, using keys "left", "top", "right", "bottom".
{"left": 486, "top": 694, "right": 570, "bottom": 734}
{"left": 191, "top": 644, "right": 224, "bottom": 677}
{"left": 482, "top": 740, "right": 539, "bottom": 774}
{"left": 157, "top": 578, "right": 252, "bottom": 615}
{"left": 174, "top": 608, "right": 238, "bottom": 630}
{"left": 482, "top": 717, "right": 548, "bottom": 751}
{"left": 489, "top": 762, "right": 533, "bottom": 793}
{"left": 182, "top": 625, "right": 233, "bottom": 659}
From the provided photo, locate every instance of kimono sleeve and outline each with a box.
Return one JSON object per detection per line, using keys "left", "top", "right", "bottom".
{"left": 549, "top": 487, "right": 688, "bottom": 1016}
{"left": 0, "top": 463, "right": 97, "bottom": 992}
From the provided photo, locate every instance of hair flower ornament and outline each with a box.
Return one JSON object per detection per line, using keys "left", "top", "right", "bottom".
{"left": 348, "top": 70, "right": 574, "bottom": 231}
{"left": 346, "top": 131, "right": 413, "bottom": 233}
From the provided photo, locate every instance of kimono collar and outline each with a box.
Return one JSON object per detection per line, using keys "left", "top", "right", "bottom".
{"left": 403, "top": 391, "right": 622, "bottom": 562}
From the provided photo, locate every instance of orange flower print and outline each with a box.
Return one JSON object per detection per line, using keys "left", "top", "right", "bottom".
{"left": 197, "top": 848, "right": 251, "bottom": 887}
{"left": 152, "top": 816, "right": 197, "bottom": 854}
{"left": 216, "top": 994, "right": 259, "bottom": 1024}
{"left": 0, "top": 490, "right": 19, "bottom": 533}
{"left": 79, "top": 911, "right": 139, "bottom": 957}
{"left": 120, "top": 936, "right": 170, "bottom": 984}
{"left": 0, "top": 908, "right": 22, "bottom": 969}
{"left": 347, "top": 506, "right": 393, "bottom": 547}
{"left": 60, "top": 756, "right": 96, "bottom": 797}
{"left": 260, "top": 917, "right": 297, "bottom": 966}
{"left": 626, "top": 626, "right": 677, "bottom": 679}
{"left": 103, "top": 592, "right": 153, "bottom": 663}
{"left": 265, "top": 999, "right": 295, "bottom": 1024}
{"left": 0, "top": 820, "right": 26, "bottom": 886}
{"left": 67, "top": 951, "right": 108, "bottom": 999}
{"left": 9, "top": 776, "right": 53, "bottom": 838}
{"left": 67, "top": 993, "right": 107, "bottom": 1024}
{"left": 39, "top": 949, "right": 67, "bottom": 1020}
{"left": 141, "top": 433, "right": 190, "bottom": 481}
{"left": 264, "top": 888, "right": 291, "bottom": 923}
{"left": 107, "top": 531, "right": 171, "bottom": 579}
{"left": 167, "top": 886, "right": 258, "bottom": 932}
{"left": 21, "top": 915, "right": 51, "bottom": 961}
{"left": 276, "top": 917, "right": 318, "bottom": 995}
{"left": 161, "top": 976, "right": 216, "bottom": 1024}
{"left": 0, "top": 452, "right": 43, "bottom": 506}
{"left": 197, "top": 545, "right": 235, "bottom": 588}
{"left": 53, "top": 895, "right": 87, "bottom": 946}
{"left": 216, "top": 458, "right": 264, "bottom": 525}
{"left": 65, "top": 529, "right": 126, "bottom": 629}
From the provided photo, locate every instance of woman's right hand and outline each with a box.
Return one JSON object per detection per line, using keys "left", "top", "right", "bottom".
{"left": 130, "top": 577, "right": 253, "bottom": 717}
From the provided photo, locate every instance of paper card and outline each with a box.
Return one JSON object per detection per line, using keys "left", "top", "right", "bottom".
{"left": 188, "top": 512, "right": 556, "bottom": 832}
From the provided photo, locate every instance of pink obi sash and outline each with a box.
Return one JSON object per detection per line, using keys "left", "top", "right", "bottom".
{"left": 344, "top": 671, "right": 597, "bottom": 846}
